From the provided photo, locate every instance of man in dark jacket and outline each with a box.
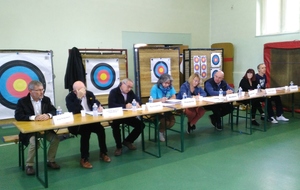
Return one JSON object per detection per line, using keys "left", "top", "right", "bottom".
{"left": 15, "top": 80, "right": 60, "bottom": 175}
{"left": 108, "top": 78, "right": 145, "bottom": 156}
{"left": 66, "top": 81, "right": 110, "bottom": 169}
{"left": 204, "top": 70, "right": 234, "bottom": 131}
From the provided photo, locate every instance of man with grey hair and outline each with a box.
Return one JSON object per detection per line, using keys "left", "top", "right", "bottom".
{"left": 15, "top": 80, "right": 60, "bottom": 175}
{"left": 108, "top": 78, "right": 145, "bottom": 156}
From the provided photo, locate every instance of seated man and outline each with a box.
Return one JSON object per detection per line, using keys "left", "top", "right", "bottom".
{"left": 256, "top": 63, "right": 289, "bottom": 123}
{"left": 204, "top": 70, "right": 234, "bottom": 131}
{"left": 15, "top": 80, "right": 60, "bottom": 175}
{"left": 108, "top": 78, "right": 145, "bottom": 156}
{"left": 66, "top": 81, "right": 111, "bottom": 169}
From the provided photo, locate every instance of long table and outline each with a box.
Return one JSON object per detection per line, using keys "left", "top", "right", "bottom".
{"left": 13, "top": 87, "right": 300, "bottom": 188}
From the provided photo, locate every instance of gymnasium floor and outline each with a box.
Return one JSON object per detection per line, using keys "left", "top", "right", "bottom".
{"left": 1, "top": 111, "right": 300, "bottom": 190}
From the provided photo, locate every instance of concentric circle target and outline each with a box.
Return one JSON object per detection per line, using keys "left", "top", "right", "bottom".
{"left": 201, "top": 56, "right": 206, "bottom": 63}
{"left": 0, "top": 60, "right": 46, "bottom": 109}
{"left": 194, "top": 64, "right": 200, "bottom": 71}
{"left": 211, "top": 69, "right": 218, "bottom": 77}
{"left": 212, "top": 54, "right": 220, "bottom": 66}
{"left": 90, "top": 63, "right": 116, "bottom": 90}
{"left": 153, "top": 61, "right": 168, "bottom": 78}
{"left": 194, "top": 56, "right": 199, "bottom": 63}
{"left": 201, "top": 64, "right": 207, "bottom": 70}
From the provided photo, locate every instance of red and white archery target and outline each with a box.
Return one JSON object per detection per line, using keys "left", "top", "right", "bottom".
{"left": 200, "top": 55, "right": 207, "bottom": 79}
{"left": 211, "top": 53, "right": 222, "bottom": 67}
{"left": 0, "top": 51, "right": 54, "bottom": 119}
{"left": 86, "top": 59, "right": 120, "bottom": 95}
{"left": 193, "top": 56, "right": 200, "bottom": 74}
{"left": 150, "top": 58, "right": 171, "bottom": 83}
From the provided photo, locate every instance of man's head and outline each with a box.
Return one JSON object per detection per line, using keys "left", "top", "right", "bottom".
{"left": 213, "top": 70, "right": 224, "bottom": 84}
{"left": 257, "top": 63, "right": 266, "bottom": 75}
{"left": 28, "top": 80, "right": 44, "bottom": 101}
{"left": 73, "top": 81, "right": 86, "bottom": 97}
{"left": 120, "top": 78, "right": 134, "bottom": 94}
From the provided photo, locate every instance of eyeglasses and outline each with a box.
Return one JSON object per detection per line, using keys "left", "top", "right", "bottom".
{"left": 123, "top": 83, "right": 133, "bottom": 89}
{"left": 32, "top": 89, "right": 44, "bottom": 92}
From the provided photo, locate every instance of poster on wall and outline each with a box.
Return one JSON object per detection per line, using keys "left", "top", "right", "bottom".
{"left": 150, "top": 58, "right": 171, "bottom": 83}
{"left": 85, "top": 58, "right": 120, "bottom": 95}
{"left": 0, "top": 51, "right": 54, "bottom": 119}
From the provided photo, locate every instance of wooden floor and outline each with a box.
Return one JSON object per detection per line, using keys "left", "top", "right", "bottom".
{"left": 1, "top": 111, "right": 300, "bottom": 190}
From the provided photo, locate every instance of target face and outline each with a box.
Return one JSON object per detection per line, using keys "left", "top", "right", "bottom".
{"left": 201, "top": 56, "right": 206, "bottom": 63}
{"left": 194, "top": 64, "right": 200, "bottom": 71}
{"left": 211, "top": 69, "right": 219, "bottom": 78}
{"left": 194, "top": 56, "right": 199, "bottom": 63}
{"left": 212, "top": 54, "right": 220, "bottom": 65}
{"left": 0, "top": 60, "right": 46, "bottom": 109}
{"left": 153, "top": 61, "right": 169, "bottom": 78}
{"left": 90, "top": 63, "right": 116, "bottom": 90}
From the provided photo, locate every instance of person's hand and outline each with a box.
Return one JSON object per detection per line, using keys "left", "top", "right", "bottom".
{"left": 35, "top": 114, "right": 50, "bottom": 121}
{"left": 161, "top": 97, "right": 167, "bottom": 102}
{"left": 226, "top": 89, "right": 233, "bottom": 94}
{"left": 125, "top": 103, "right": 132, "bottom": 109}
{"left": 98, "top": 106, "right": 103, "bottom": 112}
{"left": 136, "top": 103, "right": 141, "bottom": 108}
{"left": 76, "top": 88, "right": 86, "bottom": 99}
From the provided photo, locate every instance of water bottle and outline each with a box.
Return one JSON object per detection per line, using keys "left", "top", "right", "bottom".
{"left": 182, "top": 92, "right": 187, "bottom": 99}
{"left": 149, "top": 96, "right": 153, "bottom": 103}
{"left": 56, "top": 106, "right": 62, "bottom": 115}
{"left": 132, "top": 99, "right": 137, "bottom": 111}
{"left": 290, "top": 81, "right": 294, "bottom": 86}
{"left": 257, "top": 84, "right": 261, "bottom": 92}
{"left": 92, "top": 103, "right": 98, "bottom": 116}
{"left": 219, "top": 88, "right": 223, "bottom": 99}
{"left": 238, "top": 87, "right": 242, "bottom": 97}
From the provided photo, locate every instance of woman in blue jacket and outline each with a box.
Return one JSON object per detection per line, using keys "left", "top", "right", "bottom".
{"left": 177, "top": 73, "right": 207, "bottom": 134}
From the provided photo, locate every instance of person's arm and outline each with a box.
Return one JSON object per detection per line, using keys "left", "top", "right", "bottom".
{"left": 15, "top": 99, "right": 31, "bottom": 121}
{"left": 177, "top": 84, "right": 187, "bottom": 99}
{"left": 66, "top": 92, "right": 82, "bottom": 114}
{"left": 108, "top": 89, "right": 126, "bottom": 108}
{"left": 198, "top": 87, "right": 207, "bottom": 97}
{"left": 205, "top": 82, "right": 219, "bottom": 96}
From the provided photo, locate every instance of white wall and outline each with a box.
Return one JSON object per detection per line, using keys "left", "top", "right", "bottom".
{"left": 0, "top": 0, "right": 210, "bottom": 112}
{"left": 210, "top": 0, "right": 300, "bottom": 89}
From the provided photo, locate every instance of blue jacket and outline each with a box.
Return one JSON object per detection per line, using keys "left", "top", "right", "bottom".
{"left": 177, "top": 81, "right": 207, "bottom": 99}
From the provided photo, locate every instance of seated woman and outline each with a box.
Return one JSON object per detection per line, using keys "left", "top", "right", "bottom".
{"left": 177, "top": 73, "right": 207, "bottom": 134}
{"left": 150, "top": 73, "right": 176, "bottom": 142}
{"left": 238, "top": 68, "right": 264, "bottom": 126}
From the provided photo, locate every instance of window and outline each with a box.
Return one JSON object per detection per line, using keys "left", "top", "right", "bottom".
{"left": 256, "top": 0, "right": 300, "bottom": 36}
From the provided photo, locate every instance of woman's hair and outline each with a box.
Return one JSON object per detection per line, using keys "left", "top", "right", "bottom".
{"left": 157, "top": 73, "right": 173, "bottom": 86}
{"left": 188, "top": 73, "right": 201, "bottom": 87}
{"left": 243, "top": 69, "right": 256, "bottom": 81}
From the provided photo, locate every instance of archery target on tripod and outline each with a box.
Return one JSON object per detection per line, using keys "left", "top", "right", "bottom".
{"left": 193, "top": 56, "right": 200, "bottom": 74}
{"left": 86, "top": 59, "right": 120, "bottom": 95}
{"left": 211, "top": 53, "right": 222, "bottom": 68}
{"left": 150, "top": 58, "right": 171, "bottom": 83}
{"left": 0, "top": 51, "right": 54, "bottom": 119}
{"left": 200, "top": 55, "right": 207, "bottom": 79}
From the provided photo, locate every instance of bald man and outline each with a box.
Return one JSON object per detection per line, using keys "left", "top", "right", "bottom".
{"left": 66, "top": 81, "right": 110, "bottom": 169}
{"left": 204, "top": 70, "right": 234, "bottom": 131}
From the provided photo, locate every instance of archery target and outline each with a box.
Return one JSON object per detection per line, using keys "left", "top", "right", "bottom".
{"left": 86, "top": 59, "right": 120, "bottom": 95}
{"left": 0, "top": 60, "right": 46, "bottom": 109}
{"left": 211, "top": 53, "right": 222, "bottom": 67}
{"left": 0, "top": 51, "right": 54, "bottom": 119}
{"left": 200, "top": 55, "right": 207, "bottom": 79}
{"left": 150, "top": 58, "right": 171, "bottom": 83}
{"left": 193, "top": 56, "right": 200, "bottom": 74}
{"left": 211, "top": 68, "right": 220, "bottom": 78}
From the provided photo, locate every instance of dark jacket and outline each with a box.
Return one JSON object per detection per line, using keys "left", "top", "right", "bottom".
{"left": 14, "top": 93, "right": 56, "bottom": 146}
{"left": 65, "top": 90, "right": 101, "bottom": 135}
{"left": 108, "top": 86, "right": 140, "bottom": 108}
{"left": 64, "top": 47, "right": 86, "bottom": 91}
{"left": 239, "top": 78, "right": 258, "bottom": 92}
{"left": 204, "top": 78, "right": 233, "bottom": 96}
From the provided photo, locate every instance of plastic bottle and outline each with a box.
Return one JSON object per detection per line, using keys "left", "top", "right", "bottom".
{"left": 132, "top": 99, "right": 137, "bottom": 111}
{"left": 219, "top": 89, "right": 223, "bottom": 99}
{"left": 290, "top": 81, "right": 294, "bottom": 86}
{"left": 257, "top": 84, "right": 261, "bottom": 92}
{"left": 149, "top": 96, "right": 153, "bottom": 103}
{"left": 182, "top": 92, "right": 187, "bottom": 99}
{"left": 56, "top": 106, "right": 62, "bottom": 115}
{"left": 238, "top": 87, "right": 243, "bottom": 97}
{"left": 92, "top": 103, "right": 98, "bottom": 116}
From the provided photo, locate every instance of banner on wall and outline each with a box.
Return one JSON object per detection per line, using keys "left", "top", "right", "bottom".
{"left": 85, "top": 58, "right": 120, "bottom": 95}
{"left": 0, "top": 51, "right": 54, "bottom": 119}
{"left": 150, "top": 58, "right": 171, "bottom": 83}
